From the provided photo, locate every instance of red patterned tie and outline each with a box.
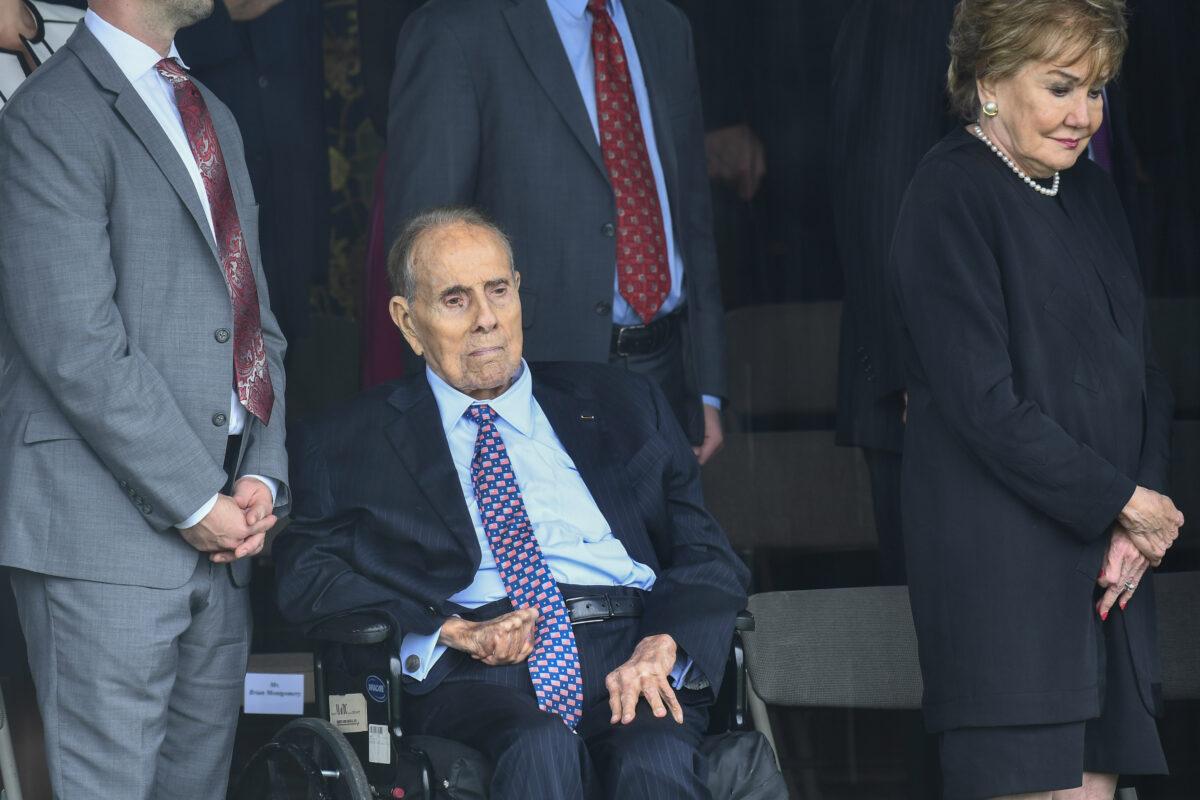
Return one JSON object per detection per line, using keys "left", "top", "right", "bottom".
{"left": 467, "top": 405, "right": 584, "bottom": 728}
{"left": 588, "top": 0, "right": 671, "bottom": 324}
{"left": 155, "top": 58, "right": 275, "bottom": 424}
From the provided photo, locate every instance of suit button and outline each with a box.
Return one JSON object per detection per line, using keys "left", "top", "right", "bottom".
{"left": 118, "top": 479, "right": 129, "bottom": 489}
{"left": 140, "top": 504, "right": 152, "bottom": 515}
{"left": 257, "top": 75, "right": 269, "bottom": 89}
{"left": 426, "top": 606, "right": 437, "bottom": 615}
{"left": 405, "top": 655, "right": 421, "bottom": 672}
{"left": 215, "top": 328, "right": 231, "bottom": 344}
{"left": 595, "top": 300, "right": 612, "bottom": 316}
{"left": 212, "top": 412, "right": 228, "bottom": 427}
{"left": 600, "top": 222, "right": 615, "bottom": 237}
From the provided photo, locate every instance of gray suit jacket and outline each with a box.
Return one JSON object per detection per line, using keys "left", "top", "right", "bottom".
{"left": 0, "top": 24, "right": 289, "bottom": 589}
{"left": 385, "top": 0, "right": 726, "bottom": 399}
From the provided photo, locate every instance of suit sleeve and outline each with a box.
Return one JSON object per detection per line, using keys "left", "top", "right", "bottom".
{"left": 384, "top": 7, "right": 480, "bottom": 247}
{"left": 0, "top": 91, "right": 226, "bottom": 530}
{"left": 671, "top": 8, "right": 727, "bottom": 399}
{"left": 892, "top": 160, "right": 1136, "bottom": 542}
{"left": 273, "top": 425, "right": 443, "bottom": 637}
{"left": 636, "top": 376, "right": 749, "bottom": 696}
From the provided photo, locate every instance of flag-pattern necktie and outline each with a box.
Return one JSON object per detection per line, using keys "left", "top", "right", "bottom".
{"left": 588, "top": 0, "right": 671, "bottom": 324}
{"left": 155, "top": 58, "right": 275, "bottom": 424}
{"left": 466, "top": 405, "right": 584, "bottom": 728}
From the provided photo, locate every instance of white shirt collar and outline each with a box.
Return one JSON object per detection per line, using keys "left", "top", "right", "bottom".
{"left": 83, "top": 8, "right": 185, "bottom": 85}
{"left": 427, "top": 360, "right": 535, "bottom": 439}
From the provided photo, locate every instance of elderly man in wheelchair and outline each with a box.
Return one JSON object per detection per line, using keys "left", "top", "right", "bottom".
{"left": 262, "top": 208, "right": 762, "bottom": 799}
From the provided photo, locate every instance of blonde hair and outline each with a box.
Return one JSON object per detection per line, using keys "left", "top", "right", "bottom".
{"left": 947, "top": 0, "right": 1128, "bottom": 119}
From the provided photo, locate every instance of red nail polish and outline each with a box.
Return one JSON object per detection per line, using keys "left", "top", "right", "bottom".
{"left": 1120, "top": 599, "right": 1127, "bottom": 611}
{"left": 1101, "top": 610, "right": 1109, "bottom": 621}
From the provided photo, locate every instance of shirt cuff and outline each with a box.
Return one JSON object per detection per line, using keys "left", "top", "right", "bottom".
{"left": 177, "top": 493, "right": 218, "bottom": 529}
{"left": 669, "top": 654, "right": 695, "bottom": 690}
{"left": 400, "top": 625, "right": 449, "bottom": 682}
{"left": 701, "top": 395, "right": 722, "bottom": 411}
{"left": 239, "top": 474, "right": 280, "bottom": 506}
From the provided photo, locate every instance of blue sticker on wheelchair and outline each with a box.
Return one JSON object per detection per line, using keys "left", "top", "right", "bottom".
{"left": 366, "top": 675, "right": 387, "bottom": 703}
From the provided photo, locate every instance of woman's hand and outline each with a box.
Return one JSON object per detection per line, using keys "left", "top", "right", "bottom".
{"left": 1117, "top": 486, "right": 1183, "bottom": 567}
{"left": 1097, "top": 525, "right": 1150, "bottom": 620}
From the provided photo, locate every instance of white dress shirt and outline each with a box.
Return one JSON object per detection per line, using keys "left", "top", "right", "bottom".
{"left": 83, "top": 10, "right": 277, "bottom": 526}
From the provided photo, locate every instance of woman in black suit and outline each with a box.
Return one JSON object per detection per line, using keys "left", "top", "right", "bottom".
{"left": 890, "top": 1, "right": 1184, "bottom": 798}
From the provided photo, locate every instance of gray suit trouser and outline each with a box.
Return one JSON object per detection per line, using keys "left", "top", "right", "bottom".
{"left": 10, "top": 557, "right": 250, "bottom": 800}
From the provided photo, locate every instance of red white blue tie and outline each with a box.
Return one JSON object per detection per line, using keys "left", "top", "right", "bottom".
{"left": 466, "top": 404, "right": 584, "bottom": 728}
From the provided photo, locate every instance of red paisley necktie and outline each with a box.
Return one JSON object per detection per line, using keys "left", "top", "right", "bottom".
{"left": 155, "top": 58, "right": 274, "bottom": 424}
{"left": 588, "top": 0, "right": 671, "bottom": 324}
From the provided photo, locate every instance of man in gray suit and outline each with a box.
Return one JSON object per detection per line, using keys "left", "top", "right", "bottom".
{"left": 0, "top": 0, "right": 288, "bottom": 795}
{"left": 385, "top": 0, "right": 727, "bottom": 463}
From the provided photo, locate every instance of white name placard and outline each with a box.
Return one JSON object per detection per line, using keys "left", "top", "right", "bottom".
{"left": 244, "top": 672, "right": 305, "bottom": 716}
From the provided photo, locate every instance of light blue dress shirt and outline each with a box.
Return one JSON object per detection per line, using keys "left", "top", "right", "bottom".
{"left": 545, "top": 0, "right": 683, "bottom": 328}
{"left": 546, "top": 0, "right": 718, "bottom": 410}
{"left": 400, "top": 362, "right": 691, "bottom": 685}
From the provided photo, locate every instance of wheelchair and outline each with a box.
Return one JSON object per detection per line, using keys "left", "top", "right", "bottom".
{"left": 233, "top": 609, "right": 767, "bottom": 800}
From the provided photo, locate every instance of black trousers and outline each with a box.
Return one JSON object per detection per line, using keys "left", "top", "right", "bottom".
{"left": 405, "top": 589, "right": 711, "bottom": 800}
{"left": 863, "top": 448, "right": 905, "bottom": 585}
{"left": 609, "top": 314, "right": 704, "bottom": 446}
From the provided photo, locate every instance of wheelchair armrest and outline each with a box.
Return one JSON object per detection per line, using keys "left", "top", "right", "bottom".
{"left": 306, "top": 611, "right": 394, "bottom": 646}
{"left": 735, "top": 609, "right": 755, "bottom": 632}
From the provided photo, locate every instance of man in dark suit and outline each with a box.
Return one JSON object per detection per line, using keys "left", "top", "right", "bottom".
{"left": 831, "top": 0, "right": 958, "bottom": 584}
{"left": 274, "top": 208, "right": 748, "bottom": 799}
{"left": 384, "top": 0, "right": 726, "bottom": 463}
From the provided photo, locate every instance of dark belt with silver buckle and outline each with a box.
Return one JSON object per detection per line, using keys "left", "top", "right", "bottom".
{"left": 610, "top": 311, "right": 679, "bottom": 357}
{"left": 564, "top": 593, "right": 644, "bottom": 625}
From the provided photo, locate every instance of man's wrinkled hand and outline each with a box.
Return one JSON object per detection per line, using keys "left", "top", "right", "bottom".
{"left": 179, "top": 494, "right": 274, "bottom": 563}
{"left": 605, "top": 633, "right": 682, "bottom": 725}
{"left": 704, "top": 123, "right": 766, "bottom": 201}
{"left": 1118, "top": 486, "right": 1183, "bottom": 567}
{"left": 692, "top": 404, "right": 724, "bottom": 465}
{"left": 439, "top": 608, "right": 539, "bottom": 666}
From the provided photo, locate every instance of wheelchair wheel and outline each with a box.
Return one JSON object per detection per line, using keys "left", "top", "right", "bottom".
{"left": 233, "top": 717, "right": 373, "bottom": 800}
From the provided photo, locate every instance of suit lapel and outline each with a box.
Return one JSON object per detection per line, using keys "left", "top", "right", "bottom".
{"left": 67, "top": 25, "right": 220, "bottom": 261}
{"left": 384, "top": 376, "right": 481, "bottom": 560}
{"left": 533, "top": 373, "right": 659, "bottom": 569}
{"left": 502, "top": 0, "right": 608, "bottom": 181}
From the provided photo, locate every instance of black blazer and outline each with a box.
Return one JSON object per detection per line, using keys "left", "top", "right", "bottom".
{"left": 273, "top": 362, "right": 749, "bottom": 696}
{"left": 890, "top": 128, "right": 1174, "bottom": 732}
{"left": 384, "top": 0, "right": 726, "bottom": 401}
{"left": 831, "top": 0, "right": 958, "bottom": 453}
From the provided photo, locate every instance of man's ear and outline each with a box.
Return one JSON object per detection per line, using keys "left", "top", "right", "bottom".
{"left": 514, "top": 270, "right": 521, "bottom": 291}
{"left": 389, "top": 295, "right": 423, "bottom": 357}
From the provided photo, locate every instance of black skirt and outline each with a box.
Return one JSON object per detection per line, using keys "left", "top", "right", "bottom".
{"left": 939, "top": 606, "right": 1167, "bottom": 799}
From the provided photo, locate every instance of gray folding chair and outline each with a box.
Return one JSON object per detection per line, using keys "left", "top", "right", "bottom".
{"left": 742, "top": 573, "right": 1200, "bottom": 799}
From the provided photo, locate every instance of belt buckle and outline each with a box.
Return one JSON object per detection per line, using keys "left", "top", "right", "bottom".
{"left": 614, "top": 324, "right": 646, "bottom": 357}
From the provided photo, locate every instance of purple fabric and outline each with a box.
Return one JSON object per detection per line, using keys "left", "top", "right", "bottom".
{"left": 1090, "top": 96, "right": 1114, "bottom": 173}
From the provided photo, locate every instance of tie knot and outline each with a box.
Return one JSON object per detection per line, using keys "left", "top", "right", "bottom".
{"left": 466, "top": 404, "right": 496, "bottom": 425}
{"left": 587, "top": 0, "right": 607, "bottom": 18}
{"left": 154, "top": 57, "right": 188, "bottom": 85}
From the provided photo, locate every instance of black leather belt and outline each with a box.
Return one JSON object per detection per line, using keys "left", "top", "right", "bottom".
{"left": 610, "top": 311, "right": 679, "bottom": 357}
{"left": 564, "top": 593, "right": 644, "bottom": 625}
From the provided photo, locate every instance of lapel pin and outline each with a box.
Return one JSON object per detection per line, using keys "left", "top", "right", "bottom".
{"left": 580, "top": 414, "right": 595, "bottom": 421}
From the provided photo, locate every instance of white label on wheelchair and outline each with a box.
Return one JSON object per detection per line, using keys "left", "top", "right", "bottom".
{"left": 244, "top": 673, "right": 305, "bottom": 716}
{"left": 369, "top": 724, "right": 391, "bottom": 764}
{"left": 328, "top": 693, "right": 368, "bottom": 734}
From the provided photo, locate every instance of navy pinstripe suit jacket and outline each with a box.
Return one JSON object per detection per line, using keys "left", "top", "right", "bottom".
{"left": 274, "top": 362, "right": 749, "bottom": 696}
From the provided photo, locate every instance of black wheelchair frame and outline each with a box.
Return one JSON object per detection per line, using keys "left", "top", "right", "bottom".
{"left": 233, "top": 610, "right": 755, "bottom": 800}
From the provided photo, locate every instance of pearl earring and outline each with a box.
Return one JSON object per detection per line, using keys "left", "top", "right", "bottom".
{"left": 982, "top": 100, "right": 999, "bottom": 117}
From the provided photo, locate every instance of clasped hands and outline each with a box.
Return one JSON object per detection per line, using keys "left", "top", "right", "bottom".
{"left": 440, "top": 609, "right": 684, "bottom": 725}
{"left": 179, "top": 477, "right": 276, "bottom": 564}
{"left": 1096, "top": 486, "right": 1184, "bottom": 620}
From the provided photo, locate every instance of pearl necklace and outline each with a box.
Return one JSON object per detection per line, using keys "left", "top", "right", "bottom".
{"left": 972, "top": 124, "right": 1060, "bottom": 197}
